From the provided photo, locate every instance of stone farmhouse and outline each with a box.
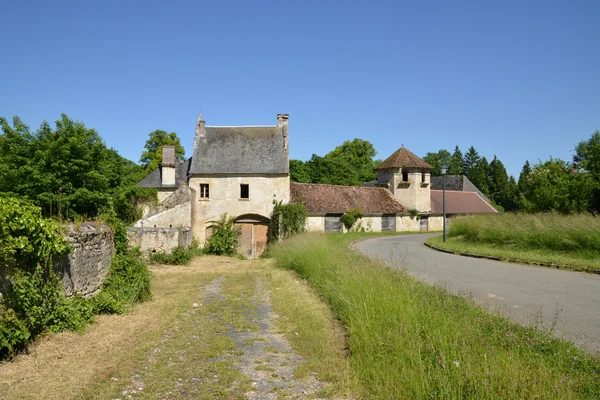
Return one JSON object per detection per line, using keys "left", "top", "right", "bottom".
{"left": 131, "top": 114, "right": 496, "bottom": 258}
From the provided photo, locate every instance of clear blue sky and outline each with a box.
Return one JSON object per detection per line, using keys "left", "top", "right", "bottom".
{"left": 1, "top": 0, "right": 598, "bottom": 178}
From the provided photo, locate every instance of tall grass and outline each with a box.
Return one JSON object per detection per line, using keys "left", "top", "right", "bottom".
{"left": 270, "top": 233, "right": 600, "bottom": 399}
{"left": 426, "top": 213, "right": 600, "bottom": 271}
{"left": 449, "top": 212, "right": 600, "bottom": 252}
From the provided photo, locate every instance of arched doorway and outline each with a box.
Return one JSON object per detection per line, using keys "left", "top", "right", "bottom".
{"left": 235, "top": 214, "right": 270, "bottom": 259}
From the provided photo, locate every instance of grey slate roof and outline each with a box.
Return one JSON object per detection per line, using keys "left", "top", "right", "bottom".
{"left": 189, "top": 126, "right": 288, "bottom": 175}
{"left": 430, "top": 175, "right": 491, "bottom": 204}
{"left": 137, "top": 158, "right": 191, "bottom": 189}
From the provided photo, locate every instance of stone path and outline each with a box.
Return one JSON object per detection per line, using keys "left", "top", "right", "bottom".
{"left": 116, "top": 275, "right": 327, "bottom": 399}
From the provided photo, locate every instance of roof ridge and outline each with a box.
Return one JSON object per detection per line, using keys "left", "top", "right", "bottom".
{"left": 291, "top": 182, "right": 386, "bottom": 190}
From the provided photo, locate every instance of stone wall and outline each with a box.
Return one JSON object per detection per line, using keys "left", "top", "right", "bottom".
{"left": 189, "top": 175, "right": 290, "bottom": 243}
{"left": 127, "top": 227, "right": 192, "bottom": 253}
{"left": 54, "top": 222, "right": 115, "bottom": 297}
{"left": 134, "top": 202, "right": 191, "bottom": 229}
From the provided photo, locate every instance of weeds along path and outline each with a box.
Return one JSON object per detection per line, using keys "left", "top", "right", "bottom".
{"left": 0, "top": 257, "right": 352, "bottom": 400}
{"left": 116, "top": 272, "right": 328, "bottom": 399}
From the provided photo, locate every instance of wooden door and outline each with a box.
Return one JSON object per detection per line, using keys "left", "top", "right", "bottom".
{"left": 237, "top": 223, "right": 253, "bottom": 258}
{"left": 381, "top": 215, "right": 396, "bottom": 232}
{"left": 253, "top": 224, "right": 269, "bottom": 258}
{"left": 420, "top": 216, "right": 429, "bottom": 231}
{"left": 325, "top": 215, "right": 342, "bottom": 232}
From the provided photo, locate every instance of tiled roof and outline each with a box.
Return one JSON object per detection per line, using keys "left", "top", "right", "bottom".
{"left": 290, "top": 183, "right": 408, "bottom": 214}
{"left": 430, "top": 175, "right": 492, "bottom": 204}
{"left": 376, "top": 146, "right": 432, "bottom": 170}
{"left": 430, "top": 190, "right": 498, "bottom": 214}
{"left": 190, "top": 126, "right": 288, "bottom": 175}
{"left": 137, "top": 158, "right": 191, "bottom": 189}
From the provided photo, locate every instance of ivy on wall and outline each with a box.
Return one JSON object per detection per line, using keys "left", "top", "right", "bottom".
{"left": 270, "top": 200, "right": 308, "bottom": 242}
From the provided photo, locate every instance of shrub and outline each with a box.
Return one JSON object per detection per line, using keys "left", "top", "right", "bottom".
{"left": 93, "top": 253, "right": 151, "bottom": 315}
{"left": 270, "top": 200, "right": 307, "bottom": 242}
{"left": 341, "top": 208, "right": 362, "bottom": 230}
{"left": 205, "top": 214, "right": 240, "bottom": 256}
{"left": 408, "top": 208, "right": 419, "bottom": 217}
{"left": 148, "top": 246, "right": 194, "bottom": 265}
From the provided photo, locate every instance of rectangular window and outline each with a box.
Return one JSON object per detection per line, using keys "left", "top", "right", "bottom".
{"left": 421, "top": 170, "right": 426, "bottom": 183}
{"left": 199, "top": 183, "right": 209, "bottom": 199}
{"left": 402, "top": 171, "right": 409, "bottom": 182}
{"left": 240, "top": 184, "right": 249, "bottom": 199}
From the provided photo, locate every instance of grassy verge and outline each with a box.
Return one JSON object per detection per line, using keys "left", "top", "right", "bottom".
{"left": 429, "top": 213, "right": 600, "bottom": 272}
{"left": 270, "top": 232, "right": 600, "bottom": 399}
{"left": 0, "top": 257, "right": 354, "bottom": 399}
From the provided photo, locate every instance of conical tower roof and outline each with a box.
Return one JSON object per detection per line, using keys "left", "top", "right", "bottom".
{"left": 376, "top": 146, "right": 432, "bottom": 170}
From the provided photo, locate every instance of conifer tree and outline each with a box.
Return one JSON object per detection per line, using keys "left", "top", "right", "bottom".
{"left": 448, "top": 145, "right": 464, "bottom": 175}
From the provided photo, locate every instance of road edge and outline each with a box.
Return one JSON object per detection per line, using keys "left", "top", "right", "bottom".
{"left": 423, "top": 241, "right": 600, "bottom": 275}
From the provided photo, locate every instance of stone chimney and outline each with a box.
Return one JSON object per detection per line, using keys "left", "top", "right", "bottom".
{"left": 277, "top": 114, "right": 289, "bottom": 151}
{"left": 161, "top": 145, "right": 176, "bottom": 186}
{"left": 195, "top": 113, "right": 205, "bottom": 138}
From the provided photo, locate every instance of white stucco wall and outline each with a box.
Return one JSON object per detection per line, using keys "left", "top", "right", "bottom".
{"left": 351, "top": 216, "right": 382, "bottom": 232}
{"left": 161, "top": 167, "right": 176, "bottom": 186}
{"left": 305, "top": 216, "right": 325, "bottom": 232}
{"left": 189, "top": 175, "right": 290, "bottom": 243}
{"left": 396, "top": 215, "right": 420, "bottom": 232}
{"left": 428, "top": 216, "right": 445, "bottom": 231}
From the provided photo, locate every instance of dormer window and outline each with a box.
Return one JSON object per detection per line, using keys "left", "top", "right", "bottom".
{"left": 402, "top": 171, "right": 409, "bottom": 182}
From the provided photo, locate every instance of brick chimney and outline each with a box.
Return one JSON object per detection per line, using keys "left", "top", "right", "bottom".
{"left": 277, "top": 114, "right": 289, "bottom": 151}
{"left": 161, "top": 145, "right": 176, "bottom": 186}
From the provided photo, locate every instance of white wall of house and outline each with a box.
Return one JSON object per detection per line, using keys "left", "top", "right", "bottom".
{"left": 396, "top": 215, "right": 421, "bottom": 232}
{"left": 305, "top": 216, "right": 325, "bottom": 232}
{"left": 352, "top": 216, "right": 382, "bottom": 232}
{"left": 428, "top": 216, "right": 445, "bottom": 231}
{"left": 377, "top": 168, "right": 431, "bottom": 213}
{"left": 189, "top": 175, "right": 290, "bottom": 243}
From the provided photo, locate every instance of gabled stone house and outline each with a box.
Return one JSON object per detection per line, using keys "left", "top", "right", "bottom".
{"left": 132, "top": 113, "right": 496, "bottom": 257}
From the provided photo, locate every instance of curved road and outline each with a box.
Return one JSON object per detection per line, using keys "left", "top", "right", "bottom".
{"left": 353, "top": 234, "right": 600, "bottom": 354}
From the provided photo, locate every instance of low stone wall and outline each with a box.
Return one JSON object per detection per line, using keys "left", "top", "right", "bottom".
{"left": 127, "top": 227, "right": 192, "bottom": 253}
{"left": 54, "top": 222, "right": 115, "bottom": 297}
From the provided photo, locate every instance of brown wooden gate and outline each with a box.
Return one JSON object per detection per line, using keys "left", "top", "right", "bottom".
{"left": 235, "top": 215, "right": 270, "bottom": 259}
{"left": 237, "top": 223, "right": 254, "bottom": 258}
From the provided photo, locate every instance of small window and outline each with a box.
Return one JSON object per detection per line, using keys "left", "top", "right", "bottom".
{"left": 199, "top": 183, "right": 209, "bottom": 199}
{"left": 421, "top": 170, "right": 426, "bottom": 183}
{"left": 402, "top": 171, "right": 409, "bottom": 182}
{"left": 240, "top": 184, "right": 249, "bottom": 199}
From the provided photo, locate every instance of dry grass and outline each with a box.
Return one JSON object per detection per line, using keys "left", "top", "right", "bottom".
{"left": 0, "top": 256, "right": 354, "bottom": 399}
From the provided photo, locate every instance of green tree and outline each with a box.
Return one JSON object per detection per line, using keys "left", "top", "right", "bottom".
{"left": 423, "top": 149, "right": 451, "bottom": 176}
{"left": 488, "top": 156, "right": 509, "bottom": 202}
{"left": 462, "top": 146, "right": 481, "bottom": 177}
{"left": 448, "top": 145, "right": 464, "bottom": 175}
{"left": 0, "top": 114, "right": 145, "bottom": 220}
{"left": 524, "top": 159, "right": 594, "bottom": 213}
{"left": 574, "top": 131, "right": 600, "bottom": 211}
{"left": 304, "top": 139, "right": 378, "bottom": 186}
{"left": 518, "top": 160, "right": 532, "bottom": 195}
{"left": 469, "top": 156, "right": 491, "bottom": 196}
{"left": 289, "top": 159, "right": 311, "bottom": 183}
{"left": 139, "top": 130, "right": 185, "bottom": 172}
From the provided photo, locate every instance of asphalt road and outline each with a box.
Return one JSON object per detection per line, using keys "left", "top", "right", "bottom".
{"left": 352, "top": 234, "right": 600, "bottom": 354}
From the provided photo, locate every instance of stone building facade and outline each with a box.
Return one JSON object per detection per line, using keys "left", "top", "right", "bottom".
{"left": 133, "top": 113, "right": 497, "bottom": 257}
